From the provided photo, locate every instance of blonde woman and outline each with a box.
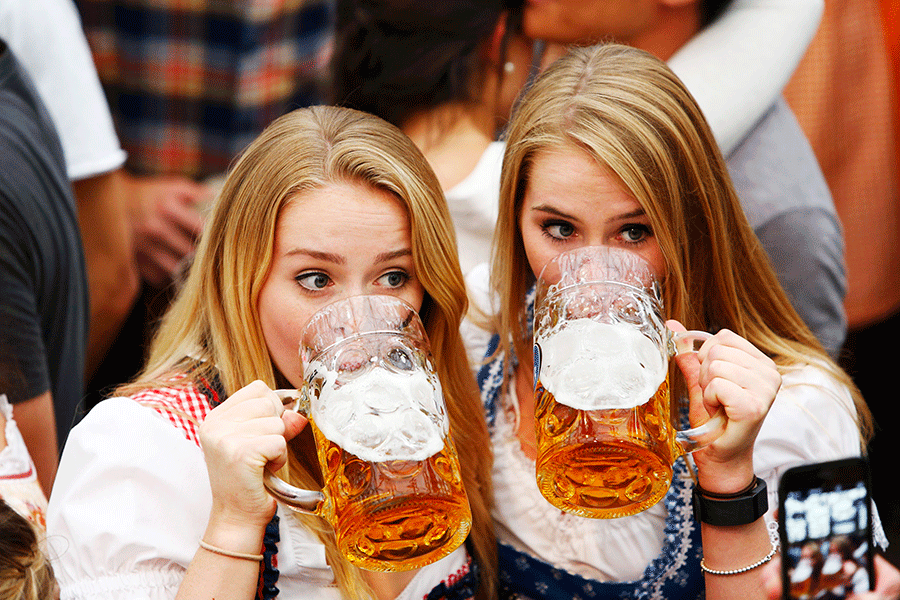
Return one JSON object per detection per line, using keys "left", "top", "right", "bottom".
{"left": 46, "top": 106, "right": 496, "bottom": 600}
{"left": 463, "top": 44, "right": 881, "bottom": 599}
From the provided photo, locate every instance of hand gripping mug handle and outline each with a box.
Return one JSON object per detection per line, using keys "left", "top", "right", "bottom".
{"left": 669, "top": 331, "right": 727, "bottom": 455}
{"left": 261, "top": 389, "right": 326, "bottom": 514}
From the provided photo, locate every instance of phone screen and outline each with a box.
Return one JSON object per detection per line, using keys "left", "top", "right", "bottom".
{"left": 780, "top": 458, "right": 874, "bottom": 600}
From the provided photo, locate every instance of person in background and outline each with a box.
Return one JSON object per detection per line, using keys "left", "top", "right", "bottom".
{"left": 70, "top": 0, "right": 335, "bottom": 413}
{"left": 463, "top": 43, "right": 878, "bottom": 600}
{"left": 47, "top": 106, "right": 497, "bottom": 600}
{"left": 527, "top": 0, "right": 824, "bottom": 158}
{"left": 0, "top": 39, "right": 89, "bottom": 494}
{"left": 331, "top": 0, "right": 532, "bottom": 274}
{"left": 783, "top": 0, "right": 900, "bottom": 561}
{"left": 521, "top": 0, "right": 846, "bottom": 358}
{"left": 0, "top": 0, "right": 209, "bottom": 385}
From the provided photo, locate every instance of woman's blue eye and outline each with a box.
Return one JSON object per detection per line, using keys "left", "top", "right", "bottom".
{"left": 379, "top": 271, "right": 409, "bottom": 288}
{"left": 621, "top": 225, "right": 651, "bottom": 243}
{"left": 296, "top": 272, "right": 330, "bottom": 291}
{"left": 543, "top": 222, "right": 575, "bottom": 240}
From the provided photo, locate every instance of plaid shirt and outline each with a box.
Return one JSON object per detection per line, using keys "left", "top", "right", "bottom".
{"left": 75, "top": 0, "right": 334, "bottom": 180}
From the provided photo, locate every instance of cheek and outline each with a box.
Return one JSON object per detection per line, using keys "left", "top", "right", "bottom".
{"left": 257, "top": 283, "right": 309, "bottom": 384}
{"left": 641, "top": 242, "right": 667, "bottom": 281}
{"left": 402, "top": 285, "right": 426, "bottom": 315}
{"left": 519, "top": 216, "right": 551, "bottom": 279}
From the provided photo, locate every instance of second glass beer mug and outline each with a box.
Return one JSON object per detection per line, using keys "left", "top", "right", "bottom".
{"left": 532, "top": 246, "right": 725, "bottom": 519}
{"left": 263, "top": 295, "right": 472, "bottom": 572}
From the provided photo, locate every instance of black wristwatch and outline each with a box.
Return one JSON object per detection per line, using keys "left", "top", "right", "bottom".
{"left": 692, "top": 476, "right": 768, "bottom": 526}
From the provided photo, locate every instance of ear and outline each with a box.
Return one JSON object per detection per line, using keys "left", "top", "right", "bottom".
{"left": 485, "top": 11, "right": 509, "bottom": 65}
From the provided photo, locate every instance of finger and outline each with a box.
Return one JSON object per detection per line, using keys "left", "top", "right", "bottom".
{"left": 698, "top": 350, "right": 781, "bottom": 404}
{"left": 218, "top": 381, "right": 284, "bottom": 415}
{"left": 699, "top": 328, "right": 773, "bottom": 364}
{"left": 135, "top": 251, "right": 180, "bottom": 288}
{"left": 161, "top": 197, "right": 205, "bottom": 238}
{"left": 760, "top": 556, "right": 783, "bottom": 600}
{"left": 151, "top": 209, "right": 201, "bottom": 257}
{"left": 155, "top": 176, "right": 212, "bottom": 205}
{"left": 702, "top": 376, "right": 770, "bottom": 424}
{"left": 871, "top": 554, "right": 900, "bottom": 599}
{"left": 217, "top": 398, "right": 287, "bottom": 426}
{"left": 282, "top": 410, "right": 308, "bottom": 442}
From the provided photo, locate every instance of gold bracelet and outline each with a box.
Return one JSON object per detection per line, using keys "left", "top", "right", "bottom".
{"left": 198, "top": 539, "right": 264, "bottom": 562}
{"left": 700, "top": 540, "right": 778, "bottom": 575}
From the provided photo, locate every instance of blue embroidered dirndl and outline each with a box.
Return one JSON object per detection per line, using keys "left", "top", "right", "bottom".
{"left": 475, "top": 290, "right": 706, "bottom": 600}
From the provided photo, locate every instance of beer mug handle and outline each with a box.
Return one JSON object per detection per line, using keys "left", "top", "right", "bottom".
{"left": 670, "top": 331, "right": 728, "bottom": 455}
{"left": 261, "top": 389, "right": 326, "bottom": 514}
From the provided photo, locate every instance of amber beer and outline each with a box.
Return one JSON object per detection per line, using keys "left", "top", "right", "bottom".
{"left": 263, "top": 295, "right": 474, "bottom": 572}
{"left": 534, "top": 375, "right": 677, "bottom": 519}
{"left": 532, "top": 246, "right": 723, "bottom": 519}
{"left": 310, "top": 420, "right": 472, "bottom": 571}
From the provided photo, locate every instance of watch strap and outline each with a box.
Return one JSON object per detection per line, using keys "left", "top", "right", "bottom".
{"left": 692, "top": 476, "right": 768, "bottom": 526}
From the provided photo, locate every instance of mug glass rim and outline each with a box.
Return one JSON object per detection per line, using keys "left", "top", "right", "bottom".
{"left": 300, "top": 294, "right": 423, "bottom": 365}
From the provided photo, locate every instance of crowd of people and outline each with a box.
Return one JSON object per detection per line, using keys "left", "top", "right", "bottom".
{"left": 1, "top": 0, "right": 899, "bottom": 599}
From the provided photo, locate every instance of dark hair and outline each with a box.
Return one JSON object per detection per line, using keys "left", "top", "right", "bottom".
{"left": 330, "top": 0, "right": 523, "bottom": 127}
{"left": 700, "top": 0, "right": 735, "bottom": 27}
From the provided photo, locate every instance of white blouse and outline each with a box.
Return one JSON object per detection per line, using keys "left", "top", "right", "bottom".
{"left": 46, "top": 397, "right": 468, "bottom": 600}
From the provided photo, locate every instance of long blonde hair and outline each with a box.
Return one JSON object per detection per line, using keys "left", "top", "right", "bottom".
{"left": 120, "top": 106, "right": 496, "bottom": 599}
{"left": 493, "top": 44, "right": 872, "bottom": 444}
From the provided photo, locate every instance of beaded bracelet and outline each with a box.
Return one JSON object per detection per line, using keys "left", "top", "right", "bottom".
{"left": 699, "top": 540, "right": 778, "bottom": 576}
{"left": 199, "top": 539, "right": 264, "bottom": 562}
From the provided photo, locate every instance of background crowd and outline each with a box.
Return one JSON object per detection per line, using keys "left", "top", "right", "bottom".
{"left": 1, "top": 0, "right": 899, "bottom": 598}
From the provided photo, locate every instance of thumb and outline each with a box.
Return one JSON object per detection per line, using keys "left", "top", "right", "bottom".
{"left": 282, "top": 411, "right": 308, "bottom": 442}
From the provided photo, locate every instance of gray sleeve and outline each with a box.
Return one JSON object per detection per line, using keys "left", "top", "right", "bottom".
{"left": 754, "top": 207, "right": 847, "bottom": 357}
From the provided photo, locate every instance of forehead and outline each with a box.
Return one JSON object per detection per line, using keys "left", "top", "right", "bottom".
{"left": 523, "top": 145, "right": 640, "bottom": 211}
{"left": 276, "top": 181, "right": 412, "bottom": 241}
{"left": 284, "top": 181, "right": 408, "bottom": 217}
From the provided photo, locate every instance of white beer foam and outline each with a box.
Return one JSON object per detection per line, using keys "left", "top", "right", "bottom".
{"left": 311, "top": 365, "right": 446, "bottom": 462}
{"left": 537, "top": 319, "right": 666, "bottom": 410}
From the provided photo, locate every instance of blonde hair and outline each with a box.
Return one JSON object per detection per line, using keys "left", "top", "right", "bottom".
{"left": 493, "top": 44, "right": 871, "bottom": 444}
{"left": 120, "top": 106, "right": 496, "bottom": 599}
{"left": 0, "top": 500, "right": 57, "bottom": 600}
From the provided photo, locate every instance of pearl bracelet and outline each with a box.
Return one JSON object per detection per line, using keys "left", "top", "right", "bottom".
{"left": 700, "top": 540, "right": 778, "bottom": 576}
{"left": 199, "top": 539, "right": 264, "bottom": 562}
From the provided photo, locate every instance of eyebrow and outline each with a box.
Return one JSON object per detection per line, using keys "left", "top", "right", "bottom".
{"left": 529, "top": 203, "right": 647, "bottom": 222}
{"left": 284, "top": 248, "right": 412, "bottom": 264}
{"left": 286, "top": 248, "right": 345, "bottom": 264}
{"left": 374, "top": 248, "right": 413, "bottom": 263}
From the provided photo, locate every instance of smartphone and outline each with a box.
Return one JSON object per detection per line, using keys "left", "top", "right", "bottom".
{"left": 779, "top": 457, "right": 875, "bottom": 600}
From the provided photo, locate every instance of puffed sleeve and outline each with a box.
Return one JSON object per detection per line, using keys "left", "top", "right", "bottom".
{"left": 668, "top": 0, "right": 823, "bottom": 155}
{"left": 752, "top": 364, "right": 863, "bottom": 518}
{"left": 46, "top": 398, "right": 212, "bottom": 600}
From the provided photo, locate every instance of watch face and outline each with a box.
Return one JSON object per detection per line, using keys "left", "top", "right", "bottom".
{"left": 782, "top": 481, "right": 871, "bottom": 600}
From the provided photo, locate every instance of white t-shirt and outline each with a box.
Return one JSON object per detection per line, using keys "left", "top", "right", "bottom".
{"left": 0, "top": 0, "right": 126, "bottom": 180}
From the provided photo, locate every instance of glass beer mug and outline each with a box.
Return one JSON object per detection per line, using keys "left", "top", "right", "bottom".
{"left": 532, "top": 246, "right": 726, "bottom": 519}
{"left": 263, "top": 295, "right": 472, "bottom": 572}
